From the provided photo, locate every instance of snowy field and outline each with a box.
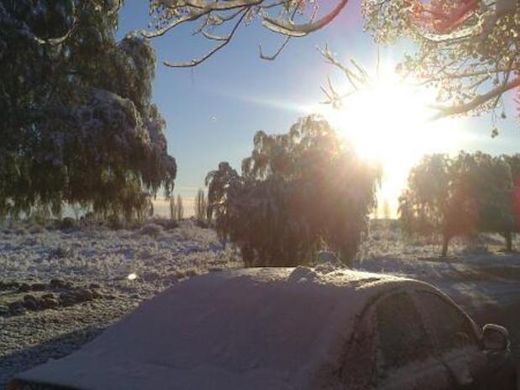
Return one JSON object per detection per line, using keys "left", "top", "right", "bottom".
{"left": 1, "top": 220, "right": 520, "bottom": 385}
{"left": 0, "top": 220, "right": 240, "bottom": 385}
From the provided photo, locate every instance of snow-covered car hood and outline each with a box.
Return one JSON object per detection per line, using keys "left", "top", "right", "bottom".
{"left": 13, "top": 267, "right": 417, "bottom": 389}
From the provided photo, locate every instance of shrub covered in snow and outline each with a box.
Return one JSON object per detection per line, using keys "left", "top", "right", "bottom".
{"left": 59, "top": 217, "right": 77, "bottom": 231}
{"left": 150, "top": 217, "right": 178, "bottom": 230}
{"left": 139, "top": 223, "right": 163, "bottom": 238}
{"left": 27, "top": 225, "right": 45, "bottom": 235}
{"left": 399, "top": 152, "right": 517, "bottom": 256}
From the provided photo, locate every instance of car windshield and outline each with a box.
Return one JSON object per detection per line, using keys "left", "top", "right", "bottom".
{"left": 376, "top": 292, "right": 435, "bottom": 372}
{"left": 417, "top": 291, "right": 478, "bottom": 353}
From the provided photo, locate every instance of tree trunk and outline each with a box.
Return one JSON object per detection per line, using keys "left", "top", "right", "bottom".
{"left": 441, "top": 234, "right": 450, "bottom": 258}
{"left": 504, "top": 231, "right": 513, "bottom": 252}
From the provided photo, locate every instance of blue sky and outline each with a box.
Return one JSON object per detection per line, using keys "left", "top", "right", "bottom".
{"left": 117, "top": 1, "right": 519, "bottom": 213}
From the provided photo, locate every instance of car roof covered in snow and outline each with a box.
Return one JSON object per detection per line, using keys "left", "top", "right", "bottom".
{"left": 13, "top": 267, "right": 433, "bottom": 390}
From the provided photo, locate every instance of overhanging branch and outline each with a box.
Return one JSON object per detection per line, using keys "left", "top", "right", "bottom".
{"left": 432, "top": 77, "right": 520, "bottom": 119}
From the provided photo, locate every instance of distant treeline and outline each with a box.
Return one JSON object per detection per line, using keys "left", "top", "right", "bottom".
{"left": 399, "top": 152, "right": 520, "bottom": 256}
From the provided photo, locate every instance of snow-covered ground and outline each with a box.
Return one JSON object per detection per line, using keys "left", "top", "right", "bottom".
{"left": 0, "top": 220, "right": 240, "bottom": 386}
{"left": 1, "top": 220, "right": 520, "bottom": 386}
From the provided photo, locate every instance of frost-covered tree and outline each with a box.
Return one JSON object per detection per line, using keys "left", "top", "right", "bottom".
{"left": 450, "top": 152, "right": 515, "bottom": 250}
{"left": 399, "top": 154, "right": 462, "bottom": 257}
{"left": 205, "top": 161, "right": 240, "bottom": 226}
{"left": 0, "top": 0, "right": 176, "bottom": 220}
{"left": 206, "top": 115, "right": 380, "bottom": 267}
{"left": 362, "top": 0, "right": 520, "bottom": 119}
{"left": 400, "top": 152, "right": 515, "bottom": 256}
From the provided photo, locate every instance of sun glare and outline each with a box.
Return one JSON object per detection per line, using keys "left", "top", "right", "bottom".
{"left": 318, "top": 68, "right": 469, "bottom": 215}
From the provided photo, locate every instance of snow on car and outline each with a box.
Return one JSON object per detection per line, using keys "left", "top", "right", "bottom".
{"left": 9, "top": 267, "right": 516, "bottom": 389}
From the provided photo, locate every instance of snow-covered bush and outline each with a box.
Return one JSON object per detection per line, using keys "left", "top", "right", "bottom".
{"left": 206, "top": 115, "right": 380, "bottom": 267}
{"left": 140, "top": 223, "right": 163, "bottom": 238}
{"left": 150, "top": 218, "right": 178, "bottom": 231}
{"left": 28, "top": 225, "right": 45, "bottom": 235}
{"left": 59, "top": 217, "right": 77, "bottom": 230}
{"left": 48, "top": 246, "right": 75, "bottom": 260}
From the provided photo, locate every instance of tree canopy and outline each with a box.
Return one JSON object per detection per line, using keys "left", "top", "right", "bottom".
{"left": 364, "top": 0, "right": 520, "bottom": 119}
{"left": 206, "top": 115, "right": 380, "bottom": 266}
{"left": 0, "top": 0, "right": 176, "bottom": 220}
{"left": 144, "top": 0, "right": 520, "bottom": 119}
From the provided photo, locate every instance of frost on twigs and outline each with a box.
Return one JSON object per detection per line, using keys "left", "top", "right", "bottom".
{"left": 145, "top": 1, "right": 349, "bottom": 66}
{"left": 362, "top": 0, "right": 520, "bottom": 118}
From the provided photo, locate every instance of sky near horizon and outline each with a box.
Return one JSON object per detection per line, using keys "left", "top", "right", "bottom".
{"left": 117, "top": 1, "right": 519, "bottom": 216}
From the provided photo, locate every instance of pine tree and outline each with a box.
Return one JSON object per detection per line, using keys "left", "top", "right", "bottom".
{"left": 169, "top": 197, "right": 176, "bottom": 221}
{"left": 194, "top": 189, "right": 207, "bottom": 222}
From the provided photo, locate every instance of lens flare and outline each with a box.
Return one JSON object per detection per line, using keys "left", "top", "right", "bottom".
{"left": 318, "top": 68, "right": 469, "bottom": 215}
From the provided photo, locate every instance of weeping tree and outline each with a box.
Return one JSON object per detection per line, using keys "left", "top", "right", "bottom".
{"left": 0, "top": 0, "right": 176, "bottom": 221}
{"left": 206, "top": 115, "right": 380, "bottom": 267}
{"left": 454, "top": 153, "right": 514, "bottom": 251}
{"left": 205, "top": 161, "right": 241, "bottom": 242}
{"left": 400, "top": 152, "right": 515, "bottom": 256}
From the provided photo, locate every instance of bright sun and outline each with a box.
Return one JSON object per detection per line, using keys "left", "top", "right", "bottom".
{"left": 317, "top": 69, "right": 469, "bottom": 215}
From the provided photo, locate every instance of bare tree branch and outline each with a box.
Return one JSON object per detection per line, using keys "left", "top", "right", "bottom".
{"left": 259, "top": 36, "right": 291, "bottom": 60}
{"left": 163, "top": 9, "right": 249, "bottom": 68}
{"left": 146, "top": 0, "right": 351, "bottom": 64}
{"left": 432, "top": 77, "right": 520, "bottom": 119}
{"left": 318, "top": 45, "right": 366, "bottom": 90}
{"left": 262, "top": 0, "right": 350, "bottom": 36}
